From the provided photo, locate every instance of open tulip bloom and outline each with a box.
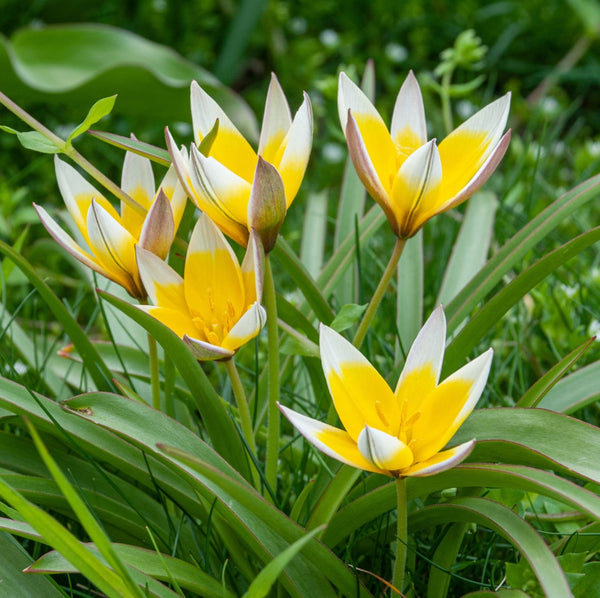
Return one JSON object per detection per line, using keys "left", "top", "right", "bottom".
{"left": 136, "top": 213, "right": 266, "bottom": 361}
{"left": 167, "top": 73, "right": 313, "bottom": 251}
{"left": 338, "top": 71, "right": 511, "bottom": 239}
{"left": 279, "top": 306, "right": 493, "bottom": 477}
{"left": 35, "top": 151, "right": 187, "bottom": 298}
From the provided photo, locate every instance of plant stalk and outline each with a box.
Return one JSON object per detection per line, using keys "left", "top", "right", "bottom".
{"left": 353, "top": 237, "right": 406, "bottom": 348}
{"left": 392, "top": 476, "right": 408, "bottom": 593}
{"left": 147, "top": 332, "right": 161, "bottom": 411}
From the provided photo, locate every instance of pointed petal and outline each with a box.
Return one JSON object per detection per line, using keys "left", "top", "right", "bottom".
{"left": 278, "top": 403, "right": 381, "bottom": 473}
{"left": 277, "top": 92, "right": 313, "bottom": 207}
{"left": 241, "top": 229, "right": 265, "bottom": 303}
{"left": 403, "top": 440, "right": 475, "bottom": 477}
{"left": 258, "top": 73, "right": 292, "bottom": 159}
{"left": 247, "top": 156, "right": 286, "bottom": 253}
{"left": 121, "top": 141, "right": 155, "bottom": 208}
{"left": 87, "top": 200, "right": 141, "bottom": 296}
{"left": 391, "top": 70, "right": 427, "bottom": 151}
{"left": 166, "top": 128, "right": 196, "bottom": 200}
{"left": 319, "top": 324, "right": 399, "bottom": 441}
{"left": 184, "top": 214, "right": 245, "bottom": 321}
{"left": 391, "top": 139, "right": 443, "bottom": 238}
{"left": 190, "top": 80, "right": 257, "bottom": 182}
{"left": 158, "top": 163, "right": 188, "bottom": 232}
{"left": 135, "top": 246, "right": 186, "bottom": 310}
{"left": 139, "top": 304, "right": 199, "bottom": 339}
{"left": 34, "top": 203, "right": 114, "bottom": 281}
{"left": 183, "top": 335, "right": 234, "bottom": 361}
{"left": 410, "top": 348, "right": 493, "bottom": 462}
{"left": 437, "top": 93, "right": 510, "bottom": 202}
{"left": 357, "top": 426, "right": 414, "bottom": 472}
{"left": 138, "top": 189, "right": 174, "bottom": 259}
{"left": 222, "top": 302, "right": 266, "bottom": 351}
{"left": 54, "top": 156, "right": 119, "bottom": 239}
{"left": 189, "top": 144, "right": 251, "bottom": 246}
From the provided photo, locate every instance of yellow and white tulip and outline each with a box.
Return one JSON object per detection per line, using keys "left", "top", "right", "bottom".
{"left": 280, "top": 306, "right": 493, "bottom": 477}
{"left": 167, "top": 73, "right": 312, "bottom": 251}
{"left": 338, "top": 71, "right": 511, "bottom": 238}
{"left": 35, "top": 151, "right": 186, "bottom": 298}
{"left": 136, "top": 213, "right": 266, "bottom": 360}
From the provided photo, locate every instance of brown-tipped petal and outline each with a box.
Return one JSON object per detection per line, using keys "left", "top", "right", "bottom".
{"left": 183, "top": 335, "right": 234, "bottom": 361}
{"left": 138, "top": 189, "right": 174, "bottom": 259}
{"left": 247, "top": 157, "right": 286, "bottom": 253}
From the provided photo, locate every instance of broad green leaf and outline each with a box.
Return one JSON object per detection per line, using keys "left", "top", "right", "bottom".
{"left": 516, "top": 338, "right": 594, "bottom": 408}
{"left": 444, "top": 226, "right": 600, "bottom": 374}
{"left": 445, "top": 174, "right": 600, "bottom": 336}
{"left": 242, "top": 527, "right": 324, "bottom": 598}
{"left": 300, "top": 191, "right": 328, "bottom": 279}
{"left": 87, "top": 130, "right": 171, "bottom": 165}
{"left": 0, "top": 240, "right": 114, "bottom": 392}
{"left": 330, "top": 303, "right": 367, "bottom": 333}
{"left": 0, "top": 532, "right": 66, "bottom": 597}
{"left": 426, "top": 523, "right": 469, "bottom": 598}
{"left": 98, "top": 290, "right": 251, "bottom": 478}
{"left": 0, "top": 24, "right": 258, "bottom": 137}
{"left": 410, "top": 497, "right": 571, "bottom": 598}
{"left": 67, "top": 95, "right": 117, "bottom": 143}
{"left": 30, "top": 543, "right": 234, "bottom": 598}
{"left": 0, "top": 126, "right": 63, "bottom": 153}
{"left": 437, "top": 190, "right": 497, "bottom": 306}
{"left": 538, "top": 360, "right": 600, "bottom": 413}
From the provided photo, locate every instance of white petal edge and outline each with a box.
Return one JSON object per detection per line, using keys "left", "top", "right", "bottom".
{"left": 188, "top": 212, "right": 241, "bottom": 266}
{"left": 135, "top": 245, "right": 184, "bottom": 306}
{"left": 121, "top": 139, "right": 155, "bottom": 202}
{"left": 396, "top": 304, "right": 446, "bottom": 392}
{"left": 357, "top": 425, "right": 413, "bottom": 471}
{"left": 391, "top": 70, "right": 427, "bottom": 147}
{"left": 158, "top": 163, "right": 188, "bottom": 231}
{"left": 319, "top": 323, "right": 374, "bottom": 379}
{"left": 222, "top": 302, "right": 266, "bottom": 350}
{"left": 338, "top": 72, "right": 385, "bottom": 136}
{"left": 241, "top": 228, "right": 265, "bottom": 302}
{"left": 165, "top": 128, "right": 197, "bottom": 203}
{"left": 403, "top": 439, "right": 475, "bottom": 477}
{"left": 183, "top": 335, "right": 234, "bottom": 361}
{"left": 258, "top": 73, "right": 293, "bottom": 156}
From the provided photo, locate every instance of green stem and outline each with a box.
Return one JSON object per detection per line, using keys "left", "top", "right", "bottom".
{"left": 440, "top": 70, "right": 454, "bottom": 136}
{"left": 147, "top": 332, "right": 161, "bottom": 411}
{"left": 224, "top": 358, "right": 257, "bottom": 454}
{"left": 353, "top": 237, "right": 406, "bottom": 348}
{"left": 0, "top": 90, "right": 145, "bottom": 216}
{"left": 392, "top": 476, "right": 408, "bottom": 593}
{"left": 264, "top": 255, "right": 280, "bottom": 496}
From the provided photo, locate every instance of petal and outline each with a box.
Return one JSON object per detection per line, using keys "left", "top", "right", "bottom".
{"left": 55, "top": 156, "right": 120, "bottom": 241}
{"left": 241, "top": 228, "right": 265, "bottom": 304}
{"left": 391, "top": 70, "right": 427, "bottom": 151}
{"left": 403, "top": 440, "right": 475, "bottom": 477}
{"left": 87, "top": 200, "right": 141, "bottom": 296}
{"left": 34, "top": 203, "right": 114, "bottom": 282}
{"left": 222, "top": 302, "right": 266, "bottom": 351}
{"left": 121, "top": 139, "right": 155, "bottom": 216}
{"left": 158, "top": 163, "right": 188, "bottom": 232}
{"left": 183, "top": 335, "right": 234, "bottom": 361}
{"left": 339, "top": 73, "right": 398, "bottom": 199}
{"left": 189, "top": 144, "right": 251, "bottom": 246}
{"left": 391, "top": 139, "right": 443, "bottom": 238}
{"left": 437, "top": 93, "right": 510, "bottom": 202}
{"left": 138, "top": 189, "right": 174, "bottom": 259}
{"left": 166, "top": 128, "right": 196, "bottom": 201}
{"left": 139, "top": 305, "right": 199, "bottom": 339}
{"left": 258, "top": 73, "right": 293, "bottom": 160}
{"left": 410, "top": 348, "right": 493, "bottom": 462}
{"left": 135, "top": 246, "right": 186, "bottom": 311}
{"left": 357, "top": 426, "right": 414, "bottom": 472}
{"left": 184, "top": 214, "right": 245, "bottom": 321}
{"left": 320, "top": 324, "right": 399, "bottom": 441}
{"left": 278, "top": 403, "right": 381, "bottom": 473}
{"left": 190, "top": 80, "right": 257, "bottom": 182}
{"left": 273, "top": 91, "right": 313, "bottom": 207}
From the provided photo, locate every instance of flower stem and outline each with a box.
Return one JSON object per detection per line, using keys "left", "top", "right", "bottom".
{"left": 441, "top": 70, "right": 454, "bottom": 136}
{"left": 0, "top": 90, "right": 145, "bottom": 217}
{"left": 392, "top": 476, "right": 408, "bottom": 593}
{"left": 353, "top": 237, "right": 406, "bottom": 348}
{"left": 264, "top": 255, "right": 280, "bottom": 496}
{"left": 147, "top": 332, "right": 161, "bottom": 411}
{"left": 224, "top": 358, "right": 257, "bottom": 454}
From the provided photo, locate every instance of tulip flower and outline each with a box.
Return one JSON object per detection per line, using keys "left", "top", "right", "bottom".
{"left": 136, "top": 213, "right": 266, "bottom": 361}
{"left": 338, "top": 71, "right": 511, "bottom": 239}
{"left": 167, "top": 73, "right": 312, "bottom": 251}
{"left": 279, "top": 306, "right": 492, "bottom": 477}
{"left": 35, "top": 151, "right": 187, "bottom": 298}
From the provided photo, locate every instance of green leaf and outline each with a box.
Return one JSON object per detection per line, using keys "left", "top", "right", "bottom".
{"left": 516, "top": 338, "right": 594, "bottom": 408}
{"left": 242, "top": 527, "right": 324, "bottom": 598}
{"left": 67, "top": 95, "right": 117, "bottom": 143}
{"left": 198, "top": 118, "right": 220, "bottom": 157}
{"left": 97, "top": 290, "right": 251, "bottom": 478}
{"left": 538, "top": 360, "right": 600, "bottom": 413}
{"left": 410, "top": 497, "right": 571, "bottom": 598}
{"left": 87, "top": 130, "right": 171, "bottom": 165}
{"left": 330, "top": 304, "right": 367, "bottom": 332}
{"left": 300, "top": 191, "right": 328, "bottom": 279}
{"left": 0, "top": 126, "right": 63, "bottom": 153}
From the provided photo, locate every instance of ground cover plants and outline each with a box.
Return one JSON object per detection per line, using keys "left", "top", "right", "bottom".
{"left": 0, "top": 2, "right": 599, "bottom": 596}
